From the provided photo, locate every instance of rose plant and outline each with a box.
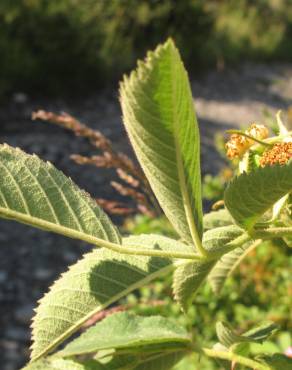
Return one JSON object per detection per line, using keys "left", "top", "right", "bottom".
{"left": 0, "top": 39, "right": 291, "bottom": 370}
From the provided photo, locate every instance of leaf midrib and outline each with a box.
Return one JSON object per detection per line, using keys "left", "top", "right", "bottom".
{"left": 169, "top": 47, "right": 201, "bottom": 252}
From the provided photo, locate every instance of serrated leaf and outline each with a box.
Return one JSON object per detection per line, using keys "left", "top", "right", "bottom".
{"left": 0, "top": 144, "right": 121, "bottom": 245}
{"left": 120, "top": 39, "right": 203, "bottom": 247}
{"left": 224, "top": 162, "right": 292, "bottom": 231}
{"left": 202, "top": 225, "right": 244, "bottom": 256}
{"left": 59, "top": 312, "right": 190, "bottom": 357}
{"left": 203, "top": 209, "right": 234, "bottom": 231}
{"left": 173, "top": 259, "right": 216, "bottom": 311}
{"left": 216, "top": 321, "right": 278, "bottom": 349}
{"left": 257, "top": 353, "right": 292, "bottom": 370}
{"left": 209, "top": 240, "right": 260, "bottom": 294}
{"left": 173, "top": 225, "right": 246, "bottom": 310}
{"left": 31, "top": 234, "right": 187, "bottom": 360}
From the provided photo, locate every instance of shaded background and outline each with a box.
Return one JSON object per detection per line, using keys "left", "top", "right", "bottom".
{"left": 1, "top": 1, "right": 292, "bottom": 369}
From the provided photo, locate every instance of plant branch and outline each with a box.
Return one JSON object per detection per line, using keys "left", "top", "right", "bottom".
{"left": 253, "top": 226, "right": 292, "bottom": 239}
{"left": 202, "top": 347, "right": 269, "bottom": 370}
{"left": 226, "top": 130, "right": 272, "bottom": 147}
{"left": 0, "top": 207, "right": 202, "bottom": 260}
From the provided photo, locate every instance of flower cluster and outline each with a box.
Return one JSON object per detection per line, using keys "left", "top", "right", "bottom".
{"left": 260, "top": 142, "right": 292, "bottom": 167}
{"left": 226, "top": 123, "right": 269, "bottom": 159}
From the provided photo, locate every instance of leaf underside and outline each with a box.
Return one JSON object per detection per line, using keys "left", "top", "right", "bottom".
{"left": 59, "top": 312, "right": 190, "bottom": 357}
{"left": 208, "top": 240, "right": 257, "bottom": 294}
{"left": 31, "top": 234, "right": 183, "bottom": 360}
{"left": 120, "top": 38, "right": 203, "bottom": 246}
{"left": 173, "top": 225, "right": 246, "bottom": 311}
{"left": 224, "top": 162, "right": 292, "bottom": 231}
{"left": 173, "top": 259, "right": 216, "bottom": 312}
{"left": 0, "top": 144, "right": 121, "bottom": 244}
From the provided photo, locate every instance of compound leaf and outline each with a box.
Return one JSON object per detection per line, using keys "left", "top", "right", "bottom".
{"left": 120, "top": 39, "right": 203, "bottom": 247}
{"left": 59, "top": 312, "right": 190, "bottom": 357}
{"left": 0, "top": 144, "right": 121, "bottom": 246}
{"left": 31, "top": 234, "right": 184, "bottom": 360}
{"left": 224, "top": 162, "right": 292, "bottom": 231}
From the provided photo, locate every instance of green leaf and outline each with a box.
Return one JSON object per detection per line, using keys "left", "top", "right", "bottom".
{"left": 202, "top": 225, "right": 244, "bottom": 257}
{"left": 203, "top": 209, "right": 234, "bottom": 231}
{"left": 257, "top": 353, "right": 292, "bottom": 370}
{"left": 209, "top": 240, "right": 260, "bottom": 294}
{"left": 22, "top": 358, "right": 99, "bottom": 370}
{"left": 59, "top": 312, "right": 190, "bottom": 357}
{"left": 31, "top": 234, "right": 186, "bottom": 361}
{"left": 224, "top": 162, "right": 292, "bottom": 231}
{"left": 173, "top": 225, "right": 246, "bottom": 311}
{"left": 120, "top": 39, "right": 203, "bottom": 248}
{"left": 0, "top": 144, "right": 121, "bottom": 245}
{"left": 133, "top": 352, "right": 185, "bottom": 370}
{"left": 216, "top": 321, "right": 278, "bottom": 349}
{"left": 173, "top": 259, "right": 216, "bottom": 312}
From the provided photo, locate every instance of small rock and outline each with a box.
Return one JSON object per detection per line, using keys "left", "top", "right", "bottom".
{"left": 34, "top": 268, "right": 53, "bottom": 280}
{"left": 5, "top": 327, "right": 29, "bottom": 342}
{"left": 0, "top": 271, "right": 7, "bottom": 283}
{"left": 12, "top": 92, "right": 28, "bottom": 104}
{"left": 15, "top": 304, "right": 34, "bottom": 325}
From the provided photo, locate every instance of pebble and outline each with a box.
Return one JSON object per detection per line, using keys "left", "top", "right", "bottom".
{"left": 15, "top": 304, "right": 35, "bottom": 325}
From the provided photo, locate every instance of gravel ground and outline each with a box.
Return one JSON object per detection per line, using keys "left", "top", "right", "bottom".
{"left": 1, "top": 62, "right": 292, "bottom": 370}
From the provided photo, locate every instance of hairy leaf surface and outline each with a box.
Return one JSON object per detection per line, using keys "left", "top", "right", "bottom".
{"left": 0, "top": 144, "right": 121, "bottom": 245}
{"left": 31, "top": 235, "right": 187, "bottom": 360}
{"left": 173, "top": 225, "right": 247, "bottom": 310}
{"left": 224, "top": 162, "right": 292, "bottom": 231}
{"left": 209, "top": 240, "right": 260, "bottom": 294}
{"left": 59, "top": 312, "right": 190, "bottom": 357}
{"left": 120, "top": 39, "right": 203, "bottom": 247}
{"left": 203, "top": 209, "right": 234, "bottom": 230}
{"left": 173, "top": 259, "right": 216, "bottom": 311}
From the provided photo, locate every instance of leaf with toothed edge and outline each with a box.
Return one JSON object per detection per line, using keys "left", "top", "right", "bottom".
{"left": 120, "top": 38, "right": 203, "bottom": 248}
{"left": 0, "top": 144, "right": 121, "bottom": 245}
{"left": 173, "top": 225, "right": 246, "bottom": 311}
{"left": 31, "top": 234, "right": 191, "bottom": 361}
{"left": 208, "top": 240, "right": 261, "bottom": 294}
{"left": 224, "top": 161, "right": 292, "bottom": 231}
{"left": 58, "top": 312, "right": 190, "bottom": 357}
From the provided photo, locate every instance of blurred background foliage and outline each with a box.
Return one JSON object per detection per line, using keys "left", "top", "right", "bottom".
{"left": 1, "top": 0, "right": 292, "bottom": 96}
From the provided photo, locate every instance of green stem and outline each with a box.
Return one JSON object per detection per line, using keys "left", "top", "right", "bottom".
{"left": 0, "top": 208, "right": 202, "bottom": 260}
{"left": 202, "top": 348, "right": 269, "bottom": 370}
{"left": 253, "top": 226, "right": 292, "bottom": 239}
{"left": 226, "top": 130, "right": 272, "bottom": 147}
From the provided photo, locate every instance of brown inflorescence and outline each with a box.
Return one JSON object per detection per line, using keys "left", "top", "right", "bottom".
{"left": 260, "top": 142, "right": 292, "bottom": 167}
{"left": 226, "top": 123, "right": 269, "bottom": 159}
